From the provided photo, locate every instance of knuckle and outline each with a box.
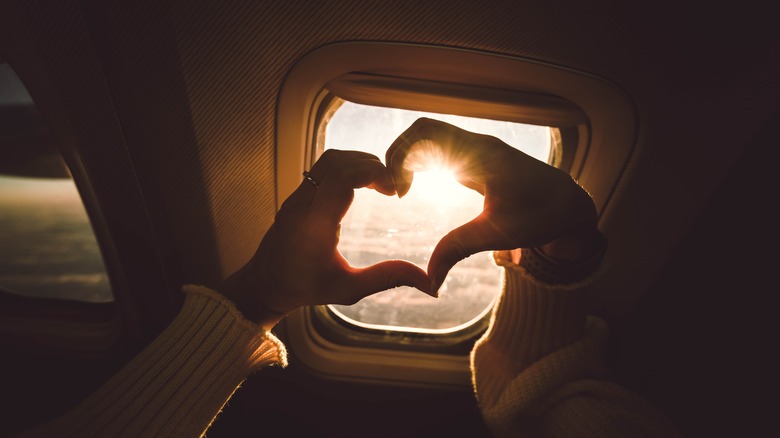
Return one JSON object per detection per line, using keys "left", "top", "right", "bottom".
{"left": 385, "top": 273, "right": 401, "bottom": 290}
{"left": 337, "top": 291, "right": 361, "bottom": 306}
{"left": 450, "top": 239, "right": 471, "bottom": 262}
{"left": 276, "top": 197, "right": 298, "bottom": 218}
{"left": 318, "top": 149, "right": 339, "bottom": 164}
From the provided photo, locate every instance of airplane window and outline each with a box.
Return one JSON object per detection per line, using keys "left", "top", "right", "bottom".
{"left": 323, "top": 100, "right": 551, "bottom": 332}
{"left": 0, "top": 62, "right": 112, "bottom": 303}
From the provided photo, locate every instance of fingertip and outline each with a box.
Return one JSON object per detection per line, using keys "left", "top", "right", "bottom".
{"left": 411, "top": 272, "right": 437, "bottom": 298}
{"left": 428, "top": 226, "right": 480, "bottom": 293}
{"left": 429, "top": 266, "right": 449, "bottom": 294}
{"left": 395, "top": 170, "right": 413, "bottom": 198}
{"left": 387, "top": 146, "right": 414, "bottom": 197}
{"left": 426, "top": 251, "right": 449, "bottom": 292}
{"left": 371, "top": 181, "right": 396, "bottom": 196}
{"left": 377, "top": 165, "right": 397, "bottom": 192}
{"left": 397, "top": 183, "right": 409, "bottom": 198}
{"left": 370, "top": 186, "right": 396, "bottom": 197}
{"left": 350, "top": 260, "right": 431, "bottom": 298}
{"left": 409, "top": 278, "right": 436, "bottom": 298}
{"left": 405, "top": 266, "right": 434, "bottom": 296}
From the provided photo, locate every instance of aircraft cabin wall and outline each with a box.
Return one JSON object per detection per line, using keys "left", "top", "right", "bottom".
{"left": 0, "top": 0, "right": 778, "bottom": 436}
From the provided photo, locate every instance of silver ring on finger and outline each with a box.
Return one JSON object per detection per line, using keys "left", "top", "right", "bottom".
{"left": 302, "top": 170, "right": 320, "bottom": 189}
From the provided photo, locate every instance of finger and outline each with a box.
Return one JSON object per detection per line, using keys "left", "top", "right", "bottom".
{"left": 308, "top": 148, "right": 386, "bottom": 183}
{"left": 387, "top": 118, "right": 461, "bottom": 197}
{"left": 455, "top": 174, "right": 485, "bottom": 196}
{"left": 276, "top": 173, "right": 323, "bottom": 217}
{"left": 386, "top": 118, "right": 453, "bottom": 197}
{"left": 385, "top": 129, "right": 417, "bottom": 198}
{"left": 281, "top": 150, "right": 382, "bottom": 214}
{"left": 385, "top": 117, "right": 445, "bottom": 165}
{"left": 428, "top": 215, "right": 506, "bottom": 293}
{"left": 387, "top": 118, "right": 485, "bottom": 197}
{"left": 293, "top": 150, "right": 392, "bottom": 218}
{"left": 328, "top": 150, "right": 396, "bottom": 194}
{"left": 312, "top": 158, "right": 395, "bottom": 222}
{"left": 342, "top": 260, "right": 435, "bottom": 301}
{"left": 313, "top": 148, "right": 384, "bottom": 168}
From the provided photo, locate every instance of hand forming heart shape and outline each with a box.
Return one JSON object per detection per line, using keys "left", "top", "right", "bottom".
{"left": 220, "top": 118, "right": 601, "bottom": 329}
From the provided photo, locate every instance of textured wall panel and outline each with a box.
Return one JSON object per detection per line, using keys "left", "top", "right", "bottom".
{"left": 17, "top": 0, "right": 780, "bottom": 300}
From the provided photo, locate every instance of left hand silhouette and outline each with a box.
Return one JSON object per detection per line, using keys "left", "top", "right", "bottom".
{"left": 220, "top": 149, "right": 433, "bottom": 330}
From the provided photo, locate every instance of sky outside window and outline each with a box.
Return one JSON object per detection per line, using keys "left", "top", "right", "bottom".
{"left": 0, "top": 62, "right": 112, "bottom": 303}
{"left": 324, "top": 100, "right": 551, "bottom": 332}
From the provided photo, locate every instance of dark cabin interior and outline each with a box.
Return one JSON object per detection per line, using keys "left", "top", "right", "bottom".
{"left": 1, "top": 1, "right": 778, "bottom": 437}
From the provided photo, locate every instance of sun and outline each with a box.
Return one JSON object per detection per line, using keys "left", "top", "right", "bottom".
{"left": 403, "top": 164, "right": 466, "bottom": 207}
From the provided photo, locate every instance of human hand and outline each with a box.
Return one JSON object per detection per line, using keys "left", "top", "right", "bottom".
{"left": 386, "top": 118, "right": 602, "bottom": 292}
{"left": 219, "top": 150, "right": 432, "bottom": 330}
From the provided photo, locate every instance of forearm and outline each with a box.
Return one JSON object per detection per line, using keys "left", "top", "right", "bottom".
{"left": 19, "top": 285, "right": 287, "bottom": 438}
{"left": 472, "top": 246, "right": 679, "bottom": 437}
{"left": 470, "top": 251, "right": 609, "bottom": 433}
{"left": 487, "top": 228, "right": 607, "bottom": 368}
{"left": 477, "top": 251, "right": 596, "bottom": 369}
{"left": 471, "top": 251, "right": 605, "bottom": 395}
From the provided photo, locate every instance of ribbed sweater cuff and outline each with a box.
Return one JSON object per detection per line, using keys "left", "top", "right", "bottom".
{"left": 485, "top": 251, "right": 606, "bottom": 369}
{"left": 22, "top": 284, "right": 287, "bottom": 438}
{"left": 471, "top": 251, "right": 607, "bottom": 407}
{"left": 473, "top": 317, "right": 609, "bottom": 435}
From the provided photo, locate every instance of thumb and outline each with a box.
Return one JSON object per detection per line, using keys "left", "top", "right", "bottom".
{"left": 345, "top": 260, "right": 435, "bottom": 300}
{"left": 428, "top": 217, "right": 496, "bottom": 293}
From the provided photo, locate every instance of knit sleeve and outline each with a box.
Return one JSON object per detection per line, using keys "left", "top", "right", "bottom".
{"left": 18, "top": 285, "right": 287, "bottom": 438}
{"left": 471, "top": 251, "right": 679, "bottom": 437}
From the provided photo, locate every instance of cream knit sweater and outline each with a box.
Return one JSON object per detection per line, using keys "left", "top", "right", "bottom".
{"left": 474, "top": 252, "right": 680, "bottom": 437}
{"left": 20, "top": 254, "right": 679, "bottom": 437}
{"left": 19, "top": 287, "right": 287, "bottom": 438}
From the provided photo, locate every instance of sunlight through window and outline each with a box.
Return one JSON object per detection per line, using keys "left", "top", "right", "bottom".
{"left": 324, "top": 100, "right": 551, "bottom": 332}
{"left": 0, "top": 62, "right": 112, "bottom": 303}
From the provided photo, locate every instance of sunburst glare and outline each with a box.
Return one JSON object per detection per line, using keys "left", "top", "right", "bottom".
{"left": 404, "top": 165, "right": 465, "bottom": 208}
{"left": 324, "top": 100, "right": 551, "bottom": 331}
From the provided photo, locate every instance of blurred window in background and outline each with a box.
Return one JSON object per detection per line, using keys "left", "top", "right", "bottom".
{"left": 0, "top": 62, "right": 112, "bottom": 303}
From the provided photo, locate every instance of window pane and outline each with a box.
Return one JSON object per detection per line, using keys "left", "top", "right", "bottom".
{"left": 324, "top": 101, "right": 550, "bottom": 332}
{"left": 0, "top": 62, "right": 112, "bottom": 302}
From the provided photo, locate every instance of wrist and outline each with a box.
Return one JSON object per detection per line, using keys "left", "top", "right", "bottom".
{"left": 519, "top": 227, "right": 607, "bottom": 284}
{"left": 540, "top": 221, "right": 603, "bottom": 262}
{"left": 218, "top": 267, "right": 287, "bottom": 331}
